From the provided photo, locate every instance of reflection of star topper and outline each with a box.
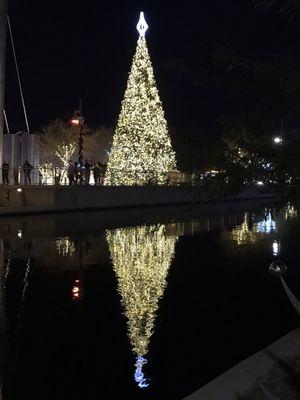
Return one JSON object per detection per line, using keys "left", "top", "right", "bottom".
{"left": 137, "top": 12, "right": 148, "bottom": 38}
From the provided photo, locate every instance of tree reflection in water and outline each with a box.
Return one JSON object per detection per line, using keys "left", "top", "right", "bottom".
{"left": 106, "top": 224, "right": 178, "bottom": 389}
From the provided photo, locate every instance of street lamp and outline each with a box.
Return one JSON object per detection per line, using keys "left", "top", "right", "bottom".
{"left": 14, "top": 130, "right": 29, "bottom": 184}
{"left": 71, "top": 103, "right": 84, "bottom": 164}
{"left": 273, "top": 136, "right": 283, "bottom": 145}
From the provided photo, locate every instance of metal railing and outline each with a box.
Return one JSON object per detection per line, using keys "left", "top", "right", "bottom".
{"left": 0, "top": 166, "right": 104, "bottom": 186}
{"left": 0, "top": 167, "right": 215, "bottom": 186}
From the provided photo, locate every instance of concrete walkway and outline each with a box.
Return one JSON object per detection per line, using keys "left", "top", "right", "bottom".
{"left": 184, "top": 327, "right": 300, "bottom": 400}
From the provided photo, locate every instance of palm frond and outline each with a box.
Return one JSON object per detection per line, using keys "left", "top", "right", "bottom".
{"left": 253, "top": 0, "right": 300, "bottom": 20}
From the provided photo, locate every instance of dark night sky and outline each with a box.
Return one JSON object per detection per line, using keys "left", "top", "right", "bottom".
{"left": 5, "top": 0, "right": 300, "bottom": 135}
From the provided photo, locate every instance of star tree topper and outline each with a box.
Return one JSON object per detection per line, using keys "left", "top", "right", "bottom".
{"left": 136, "top": 12, "right": 148, "bottom": 38}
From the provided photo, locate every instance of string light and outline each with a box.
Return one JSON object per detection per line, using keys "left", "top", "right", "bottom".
{"left": 55, "top": 142, "right": 76, "bottom": 165}
{"left": 105, "top": 14, "right": 177, "bottom": 185}
{"left": 40, "top": 162, "right": 54, "bottom": 185}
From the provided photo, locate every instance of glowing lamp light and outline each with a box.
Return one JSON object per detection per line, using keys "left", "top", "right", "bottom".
{"left": 272, "top": 240, "right": 280, "bottom": 256}
{"left": 72, "top": 280, "right": 81, "bottom": 301}
{"left": 17, "top": 229, "right": 22, "bottom": 239}
{"left": 17, "top": 187, "right": 22, "bottom": 193}
{"left": 137, "top": 12, "right": 149, "bottom": 38}
{"left": 273, "top": 136, "right": 282, "bottom": 144}
{"left": 257, "top": 181, "right": 264, "bottom": 186}
{"left": 71, "top": 119, "right": 80, "bottom": 126}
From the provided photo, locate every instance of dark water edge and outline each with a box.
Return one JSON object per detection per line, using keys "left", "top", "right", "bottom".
{"left": 0, "top": 199, "right": 299, "bottom": 400}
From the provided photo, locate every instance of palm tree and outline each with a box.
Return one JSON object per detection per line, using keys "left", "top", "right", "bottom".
{"left": 254, "top": 0, "right": 300, "bottom": 20}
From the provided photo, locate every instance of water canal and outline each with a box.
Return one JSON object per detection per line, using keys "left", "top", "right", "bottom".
{"left": 0, "top": 200, "right": 299, "bottom": 399}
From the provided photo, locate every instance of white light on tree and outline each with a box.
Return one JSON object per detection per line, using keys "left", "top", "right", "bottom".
{"left": 106, "top": 224, "right": 178, "bottom": 388}
{"left": 40, "top": 162, "right": 54, "bottom": 185}
{"left": 105, "top": 12, "right": 177, "bottom": 185}
{"left": 55, "top": 142, "right": 76, "bottom": 167}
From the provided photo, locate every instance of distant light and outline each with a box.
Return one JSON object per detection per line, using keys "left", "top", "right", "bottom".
{"left": 17, "top": 229, "right": 22, "bottom": 239}
{"left": 272, "top": 241, "right": 279, "bottom": 256}
{"left": 71, "top": 119, "right": 80, "bottom": 125}
{"left": 273, "top": 136, "right": 282, "bottom": 144}
{"left": 263, "top": 163, "right": 272, "bottom": 170}
{"left": 72, "top": 279, "right": 81, "bottom": 301}
{"left": 17, "top": 187, "right": 22, "bottom": 193}
{"left": 257, "top": 181, "right": 264, "bottom": 186}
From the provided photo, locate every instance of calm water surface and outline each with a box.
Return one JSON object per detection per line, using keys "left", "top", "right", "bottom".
{"left": 1, "top": 201, "right": 300, "bottom": 400}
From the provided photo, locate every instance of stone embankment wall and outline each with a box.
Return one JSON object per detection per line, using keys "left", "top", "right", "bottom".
{"left": 0, "top": 185, "right": 273, "bottom": 216}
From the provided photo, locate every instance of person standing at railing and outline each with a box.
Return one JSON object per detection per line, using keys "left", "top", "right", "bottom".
{"left": 67, "top": 161, "right": 75, "bottom": 185}
{"left": 84, "top": 160, "right": 91, "bottom": 185}
{"left": 92, "top": 162, "right": 100, "bottom": 185}
{"left": 55, "top": 167, "right": 62, "bottom": 185}
{"left": 13, "top": 168, "right": 18, "bottom": 185}
{"left": 2, "top": 161, "right": 9, "bottom": 185}
{"left": 74, "top": 162, "right": 80, "bottom": 184}
{"left": 99, "top": 162, "right": 106, "bottom": 185}
{"left": 23, "top": 160, "right": 33, "bottom": 185}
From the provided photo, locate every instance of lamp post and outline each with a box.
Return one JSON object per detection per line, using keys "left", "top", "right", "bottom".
{"left": 15, "top": 130, "right": 28, "bottom": 184}
{"left": 71, "top": 101, "right": 84, "bottom": 164}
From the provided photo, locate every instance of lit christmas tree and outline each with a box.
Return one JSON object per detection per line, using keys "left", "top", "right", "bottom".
{"left": 105, "top": 12, "right": 177, "bottom": 185}
{"left": 106, "top": 224, "right": 178, "bottom": 388}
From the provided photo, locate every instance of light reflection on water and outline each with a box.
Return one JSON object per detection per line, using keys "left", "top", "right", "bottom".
{"left": 230, "top": 203, "right": 299, "bottom": 247}
{"left": 55, "top": 237, "right": 76, "bottom": 257}
{"left": 0, "top": 201, "right": 300, "bottom": 398}
{"left": 106, "top": 224, "right": 178, "bottom": 389}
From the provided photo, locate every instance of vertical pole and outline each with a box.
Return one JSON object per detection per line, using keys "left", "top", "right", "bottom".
{"left": 78, "top": 99, "right": 84, "bottom": 165}
{"left": 78, "top": 124, "right": 83, "bottom": 164}
{"left": 19, "top": 133, "right": 21, "bottom": 184}
{"left": 0, "top": 0, "right": 8, "bottom": 168}
{"left": 0, "top": 1, "right": 7, "bottom": 383}
{"left": 7, "top": 16, "right": 30, "bottom": 133}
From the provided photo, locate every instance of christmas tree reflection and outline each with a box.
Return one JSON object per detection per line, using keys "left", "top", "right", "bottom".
{"left": 106, "top": 224, "right": 178, "bottom": 388}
